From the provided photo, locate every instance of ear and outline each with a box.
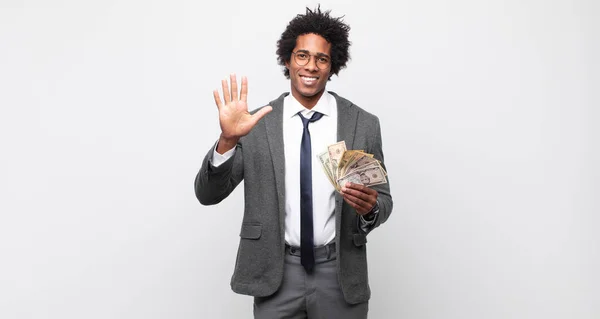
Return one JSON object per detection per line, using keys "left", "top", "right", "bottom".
{"left": 285, "top": 60, "right": 290, "bottom": 69}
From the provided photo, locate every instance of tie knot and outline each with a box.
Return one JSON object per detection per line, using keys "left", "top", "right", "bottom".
{"left": 298, "top": 112, "right": 323, "bottom": 128}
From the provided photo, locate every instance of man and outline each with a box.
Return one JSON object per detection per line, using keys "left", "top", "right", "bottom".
{"left": 195, "top": 6, "right": 393, "bottom": 318}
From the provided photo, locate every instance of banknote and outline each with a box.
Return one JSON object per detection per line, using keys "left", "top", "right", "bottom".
{"left": 345, "top": 160, "right": 384, "bottom": 177}
{"left": 328, "top": 141, "right": 346, "bottom": 169}
{"left": 327, "top": 141, "right": 346, "bottom": 178}
{"left": 336, "top": 172, "right": 363, "bottom": 188}
{"left": 318, "top": 141, "right": 387, "bottom": 191}
{"left": 337, "top": 150, "right": 359, "bottom": 169}
{"left": 340, "top": 151, "right": 374, "bottom": 177}
{"left": 338, "top": 165, "right": 387, "bottom": 187}
{"left": 346, "top": 162, "right": 380, "bottom": 177}
{"left": 317, "top": 151, "right": 338, "bottom": 190}
{"left": 337, "top": 150, "right": 362, "bottom": 179}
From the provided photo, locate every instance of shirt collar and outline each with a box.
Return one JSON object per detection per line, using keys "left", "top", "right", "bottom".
{"left": 284, "top": 91, "right": 333, "bottom": 119}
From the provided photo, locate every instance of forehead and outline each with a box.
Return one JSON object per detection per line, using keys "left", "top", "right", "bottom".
{"left": 294, "top": 33, "right": 332, "bottom": 55}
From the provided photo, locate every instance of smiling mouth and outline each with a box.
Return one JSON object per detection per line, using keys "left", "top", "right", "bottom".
{"left": 300, "top": 75, "right": 319, "bottom": 85}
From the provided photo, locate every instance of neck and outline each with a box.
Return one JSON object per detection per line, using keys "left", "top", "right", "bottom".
{"left": 292, "top": 90, "right": 325, "bottom": 110}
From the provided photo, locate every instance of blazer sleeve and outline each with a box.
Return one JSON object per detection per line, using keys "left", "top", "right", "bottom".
{"left": 194, "top": 140, "right": 244, "bottom": 205}
{"left": 364, "top": 117, "right": 393, "bottom": 232}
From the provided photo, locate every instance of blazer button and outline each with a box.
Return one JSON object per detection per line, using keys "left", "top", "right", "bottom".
{"left": 290, "top": 248, "right": 296, "bottom": 253}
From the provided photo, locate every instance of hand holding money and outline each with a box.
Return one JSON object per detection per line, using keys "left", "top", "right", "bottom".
{"left": 317, "top": 141, "right": 388, "bottom": 191}
{"left": 340, "top": 182, "right": 379, "bottom": 215}
{"left": 317, "top": 141, "right": 387, "bottom": 214}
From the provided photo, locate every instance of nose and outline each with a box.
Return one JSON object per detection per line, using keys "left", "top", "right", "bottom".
{"left": 304, "top": 56, "right": 318, "bottom": 71}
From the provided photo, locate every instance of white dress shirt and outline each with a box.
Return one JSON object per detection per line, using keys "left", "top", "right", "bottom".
{"left": 280, "top": 92, "right": 337, "bottom": 247}
{"left": 211, "top": 92, "right": 374, "bottom": 247}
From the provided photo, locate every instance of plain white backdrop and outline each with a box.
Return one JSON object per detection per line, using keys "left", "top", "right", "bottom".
{"left": 0, "top": 0, "right": 598, "bottom": 318}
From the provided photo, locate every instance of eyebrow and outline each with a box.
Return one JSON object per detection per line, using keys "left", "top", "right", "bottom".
{"left": 295, "top": 49, "right": 330, "bottom": 58}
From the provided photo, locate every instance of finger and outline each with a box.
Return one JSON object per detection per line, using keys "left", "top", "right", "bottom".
{"left": 344, "top": 195, "right": 374, "bottom": 214}
{"left": 342, "top": 195, "right": 362, "bottom": 212}
{"left": 250, "top": 105, "right": 273, "bottom": 124}
{"left": 230, "top": 73, "right": 238, "bottom": 101}
{"left": 341, "top": 192, "right": 360, "bottom": 208}
{"left": 213, "top": 90, "right": 223, "bottom": 110}
{"left": 340, "top": 184, "right": 366, "bottom": 199}
{"left": 221, "top": 78, "right": 231, "bottom": 104}
{"left": 344, "top": 192, "right": 373, "bottom": 213}
{"left": 341, "top": 185, "right": 377, "bottom": 206}
{"left": 342, "top": 193, "right": 371, "bottom": 214}
{"left": 344, "top": 182, "right": 377, "bottom": 196}
{"left": 341, "top": 183, "right": 377, "bottom": 201}
{"left": 240, "top": 76, "right": 248, "bottom": 102}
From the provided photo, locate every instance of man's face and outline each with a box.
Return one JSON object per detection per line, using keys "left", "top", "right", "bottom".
{"left": 285, "top": 33, "right": 332, "bottom": 108}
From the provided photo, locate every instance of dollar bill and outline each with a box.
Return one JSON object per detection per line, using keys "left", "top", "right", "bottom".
{"left": 318, "top": 141, "right": 388, "bottom": 191}
{"left": 346, "top": 162, "right": 379, "bottom": 176}
{"left": 340, "top": 152, "right": 372, "bottom": 177}
{"left": 327, "top": 141, "right": 346, "bottom": 178}
{"left": 336, "top": 172, "right": 363, "bottom": 188}
{"left": 338, "top": 165, "right": 387, "bottom": 187}
{"left": 317, "top": 151, "right": 338, "bottom": 190}
{"left": 345, "top": 158, "right": 383, "bottom": 177}
{"left": 337, "top": 150, "right": 359, "bottom": 169}
{"left": 337, "top": 150, "right": 361, "bottom": 179}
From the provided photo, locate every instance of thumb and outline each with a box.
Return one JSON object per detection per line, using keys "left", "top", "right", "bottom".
{"left": 250, "top": 105, "right": 273, "bottom": 124}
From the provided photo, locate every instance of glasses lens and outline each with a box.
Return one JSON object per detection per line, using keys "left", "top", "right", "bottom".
{"left": 317, "top": 57, "right": 330, "bottom": 68}
{"left": 293, "top": 52, "right": 330, "bottom": 69}
{"left": 294, "top": 52, "right": 309, "bottom": 66}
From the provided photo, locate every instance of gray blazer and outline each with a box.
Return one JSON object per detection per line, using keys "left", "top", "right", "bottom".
{"left": 194, "top": 92, "right": 393, "bottom": 304}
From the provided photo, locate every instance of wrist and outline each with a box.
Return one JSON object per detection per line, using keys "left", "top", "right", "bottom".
{"left": 363, "top": 212, "right": 375, "bottom": 222}
{"left": 363, "top": 201, "right": 380, "bottom": 221}
{"left": 363, "top": 211, "right": 376, "bottom": 221}
{"left": 216, "top": 134, "right": 239, "bottom": 154}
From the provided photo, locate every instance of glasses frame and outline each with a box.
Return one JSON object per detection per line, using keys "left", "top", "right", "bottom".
{"left": 291, "top": 51, "right": 331, "bottom": 70}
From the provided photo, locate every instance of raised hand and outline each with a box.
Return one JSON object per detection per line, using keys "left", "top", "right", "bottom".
{"left": 213, "top": 74, "right": 272, "bottom": 153}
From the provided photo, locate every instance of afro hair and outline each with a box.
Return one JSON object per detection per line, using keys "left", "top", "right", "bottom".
{"left": 276, "top": 6, "right": 351, "bottom": 80}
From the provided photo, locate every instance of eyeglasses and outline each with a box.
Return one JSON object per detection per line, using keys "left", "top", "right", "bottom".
{"left": 291, "top": 51, "right": 331, "bottom": 70}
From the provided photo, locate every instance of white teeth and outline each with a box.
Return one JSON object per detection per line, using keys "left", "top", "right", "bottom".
{"left": 301, "top": 76, "right": 318, "bottom": 85}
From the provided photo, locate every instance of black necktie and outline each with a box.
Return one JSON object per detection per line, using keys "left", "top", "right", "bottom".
{"left": 298, "top": 111, "right": 323, "bottom": 273}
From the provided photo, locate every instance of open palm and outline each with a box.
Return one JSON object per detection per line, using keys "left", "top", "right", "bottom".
{"left": 213, "top": 74, "right": 272, "bottom": 140}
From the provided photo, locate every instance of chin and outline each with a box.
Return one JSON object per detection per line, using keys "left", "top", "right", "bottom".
{"left": 300, "top": 91, "right": 317, "bottom": 98}
{"left": 300, "top": 88, "right": 324, "bottom": 98}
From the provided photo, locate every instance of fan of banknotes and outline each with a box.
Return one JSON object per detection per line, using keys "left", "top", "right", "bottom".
{"left": 317, "top": 141, "right": 388, "bottom": 191}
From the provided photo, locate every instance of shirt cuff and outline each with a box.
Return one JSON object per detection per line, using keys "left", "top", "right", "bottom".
{"left": 359, "top": 201, "right": 380, "bottom": 232}
{"left": 211, "top": 142, "right": 236, "bottom": 167}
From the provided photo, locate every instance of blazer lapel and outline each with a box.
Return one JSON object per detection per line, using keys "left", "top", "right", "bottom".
{"left": 264, "top": 93, "right": 289, "bottom": 234}
{"left": 331, "top": 92, "right": 359, "bottom": 239}
{"left": 333, "top": 92, "right": 358, "bottom": 150}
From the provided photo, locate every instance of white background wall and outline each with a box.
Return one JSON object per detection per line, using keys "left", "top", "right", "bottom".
{"left": 1, "top": 0, "right": 598, "bottom": 318}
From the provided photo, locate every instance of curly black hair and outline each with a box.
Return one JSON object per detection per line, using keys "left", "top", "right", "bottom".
{"left": 276, "top": 6, "right": 351, "bottom": 80}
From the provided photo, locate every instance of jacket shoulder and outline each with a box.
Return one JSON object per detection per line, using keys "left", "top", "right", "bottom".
{"left": 329, "top": 91, "right": 379, "bottom": 123}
